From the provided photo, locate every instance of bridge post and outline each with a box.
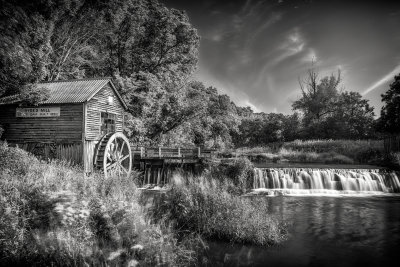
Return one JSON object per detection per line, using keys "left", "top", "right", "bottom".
{"left": 178, "top": 147, "right": 181, "bottom": 157}
{"left": 140, "top": 147, "right": 144, "bottom": 158}
{"left": 197, "top": 147, "right": 201, "bottom": 158}
{"left": 158, "top": 147, "right": 162, "bottom": 158}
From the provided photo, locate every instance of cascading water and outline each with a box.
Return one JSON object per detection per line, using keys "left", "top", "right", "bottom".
{"left": 253, "top": 168, "right": 400, "bottom": 195}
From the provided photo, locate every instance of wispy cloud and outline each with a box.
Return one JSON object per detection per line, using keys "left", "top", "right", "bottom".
{"left": 253, "top": 28, "right": 307, "bottom": 88}
{"left": 362, "top": 65, "right": 400, "bottom": 95}
{"left": 243, "top": 99, "right": 262, "bottom": 113}
{"left": 195, "top": 68, "right": 265, "bottom": 112}
{"left": 273, "top": 28, "right": 306, "bottom": 64}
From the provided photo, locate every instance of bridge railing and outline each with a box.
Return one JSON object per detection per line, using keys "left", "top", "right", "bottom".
{"left": 131, "top": 146, "right": 215, "bottom": 159}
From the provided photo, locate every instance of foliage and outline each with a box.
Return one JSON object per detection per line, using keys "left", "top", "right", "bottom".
{"left": 321, "top": 92, "right": 375, "bottom": 139}
{"left": 283, "top": 139, "right": 383, "bottom": 164}
{"left": 278, "top": 148, "right": 355, "bottom": 164}
{"left": 0, "top": 142, "right": 196, "bottom": 266}
{"left": 293, "top": 65, "right": 375, "bottom": 139}
{"left": 151, "top": 82, "right": 244, "bottom": 148}
{"left": 377, "top": 73, "right": 400, "bottom": 134}
{"left": 0, "top": 1, "right": 383, "bottom": 147}
{"left": 151, "top": 174, "right": 287, "bottom": 246}
{"left": 293, "top": 67, "right": 341, "bottom": 124}
{"left": 209, "top": 158, "right": 254, "bottom": 194}
{"left": 0, "top": 0, "right": 201, "bottom": 144}
{"left": 233, "top": 139, "right": 384, "bottom": 164}
{"left": 0, "top": 142, "right": 40, "bottom": 175}
{"left": 386, "top": 152, "right": 400, "bottom": 170}
{"left": 233, "top": 113, "right": 301, "bottom": 146}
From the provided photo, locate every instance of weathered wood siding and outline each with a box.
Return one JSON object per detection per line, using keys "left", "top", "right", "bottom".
{"left": 83, "top": 141, "right": 96, "bottom": 173}
{"left": 11, "top": 142, "right": 83, "bottom": 164}
{"left": 85, "top": 84, "right": 124, "bottom": 141}
{"left": 0, "top": 104, "right": 83, "bottom": 142}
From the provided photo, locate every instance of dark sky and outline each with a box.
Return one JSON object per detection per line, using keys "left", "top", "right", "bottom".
{"left": 160, "top": 0, "right": 400, "bottom": 114}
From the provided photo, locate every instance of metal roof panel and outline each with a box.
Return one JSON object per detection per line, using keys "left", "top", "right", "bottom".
{"left": 37, "top": 79, "right": 110, "bottom": 104}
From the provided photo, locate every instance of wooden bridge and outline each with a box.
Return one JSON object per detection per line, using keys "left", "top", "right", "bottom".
{"left": 132, "top": 146, "right": 215, "bottom": 160}
{"left": 131, "top": 146, "right": 216, "bottom": 185}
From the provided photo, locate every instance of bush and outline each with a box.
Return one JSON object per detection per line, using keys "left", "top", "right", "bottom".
{"left": 151, "top": 175, "right": 287, "bottom": 246}
{"left": 209, "top": 158, "right": 254, "bottom": 194}
{"left": 386, "top": 152, "right": 400, "bottom": 170}
{"left": 0, "top": 142, "right": 40, "bottom": 175}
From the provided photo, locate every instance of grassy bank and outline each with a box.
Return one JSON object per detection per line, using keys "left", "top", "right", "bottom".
{"left": 0, "top": 143, "right": 287, "bottom": 266}
{"left": 228, "top": 139, "right": 384, "bottom": 165}
{"left": 151, "top": 169, "right": 287, "bottom": 246}
{"left": 0, "top": 142, "right": 195, "bottom": 266}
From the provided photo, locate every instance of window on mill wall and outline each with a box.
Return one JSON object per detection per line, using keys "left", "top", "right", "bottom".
{"left": 101, "top": 112, "right": 116, "bottom": 135}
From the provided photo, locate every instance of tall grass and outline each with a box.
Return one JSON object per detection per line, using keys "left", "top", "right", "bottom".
{"left": 283, "top": 139, "right": 383, "bottom": 164}
{"left": 151, "top": 173, "right": 287, "bottom": 246}
{"left": 0, "top": 142, "right": 195, "bottom": 266}
{"left": 231, "top": 139, "right": 384, "bottom": 164}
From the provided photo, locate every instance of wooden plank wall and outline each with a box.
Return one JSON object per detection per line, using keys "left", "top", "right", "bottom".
{"left": 384, "top": 135, "right": 400, "bottom": 154}
{"left": 83, "top": 141, "right": 96, "bottom": 173}
{"left": 14, "top": 142, "right": 83, "bottom": 164}
{"left": 85, "top": 84, "right": 125, "bottom": 141}
{"left": 0, "top": 104, "right": 83, "bottom": 142}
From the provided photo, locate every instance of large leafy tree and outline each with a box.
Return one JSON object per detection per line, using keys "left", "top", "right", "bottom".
{"left": 293, "top": 65, "right": 375, "bottom": 139}
{"left": 233, "top": 112, "right": 301, "bottom": 147}
{"left": 0, "top": 0, "right": 200, "bottom": 144}
{"left": 293, "top": 67, "right": 341, "bottom": 125}
{"left": 378, "top": 74, "right": 400, "bottom": 134}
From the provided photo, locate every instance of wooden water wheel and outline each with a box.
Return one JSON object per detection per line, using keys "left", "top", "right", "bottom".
{"left": 94, "top": 132, "right": 132, "bottom": 178}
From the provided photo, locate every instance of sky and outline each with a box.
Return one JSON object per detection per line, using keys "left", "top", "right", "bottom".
{"left": 160, "top": 0, "right": 400, "bottom": 114}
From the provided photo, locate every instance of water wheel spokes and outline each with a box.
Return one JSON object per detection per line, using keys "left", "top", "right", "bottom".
{"left": 97, "top": 132, "right": 132, "bottom": 178}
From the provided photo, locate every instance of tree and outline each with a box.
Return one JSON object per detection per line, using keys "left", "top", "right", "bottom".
{"left": 293, "top": 66, "right": 341, "bottom": 124}
{"left": 0, "top": 0, "right": 200, "bottom": 145}
{"left": 281, "top": 113, "right": 301, "bottom": 141}
{"left": 378, "top": 73, "right": 400, "bottom": 134}
{"left": 293, "top": 65, "right": 376, "bottom": 139}
{"left": 333, "top": 91, "right": 375, "bottom": 138}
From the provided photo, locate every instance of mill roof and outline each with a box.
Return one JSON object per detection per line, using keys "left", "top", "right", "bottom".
{"left": 0, "top": 78, "right": 128, "bottom": 109}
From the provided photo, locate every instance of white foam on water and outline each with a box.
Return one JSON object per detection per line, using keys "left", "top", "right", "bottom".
{"left": 252, "top": 168, "right": 400, "bottom": 195}
{"left": 247, "top": 188, "right": 400, "bottom": 197}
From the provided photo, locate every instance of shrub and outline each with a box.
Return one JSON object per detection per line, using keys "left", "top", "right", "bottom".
{"left": 0, "top": 142, "right": 40, "bottom": 175}
{"left": 209, "top": 158, "right": 254, "bottom": 193}
{"left": 386, "top": 152, "right": 400, "bottom": 170}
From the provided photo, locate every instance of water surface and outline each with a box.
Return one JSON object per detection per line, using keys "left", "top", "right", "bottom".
{"left": 201, "top": 195, "right": 400, "bottom": 267}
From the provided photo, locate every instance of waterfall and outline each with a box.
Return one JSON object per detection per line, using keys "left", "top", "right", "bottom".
{"left": 253, "top": 168, "right": 400, "bottom": 195}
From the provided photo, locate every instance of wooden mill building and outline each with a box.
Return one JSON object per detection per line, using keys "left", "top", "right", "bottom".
{"left": 0, "top": 78, "right": 129, "bottom": 173}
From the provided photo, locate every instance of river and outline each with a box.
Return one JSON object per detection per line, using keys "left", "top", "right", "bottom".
{"left": 200, "top": 167, "right": 400, "bottom": 267}
{"left": 201, "top": 195, "right": 400, "bottom": 266}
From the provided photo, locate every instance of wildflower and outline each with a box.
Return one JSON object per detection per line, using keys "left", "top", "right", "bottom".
{"left": 131, "top": 244, "right": 143, "bottom": 252}
{"left": 127, "top": 259, "right": 139, "bottom": 267}
{"left": 66, "top": 206, "right": 75, "bottom": 214}
{"left": 107, "top": 249, "right": 125, "bottom": 261}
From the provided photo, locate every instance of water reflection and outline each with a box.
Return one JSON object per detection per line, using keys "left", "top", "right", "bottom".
{"left": 201, "top": 196, "right": 400, "bottom": 267}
